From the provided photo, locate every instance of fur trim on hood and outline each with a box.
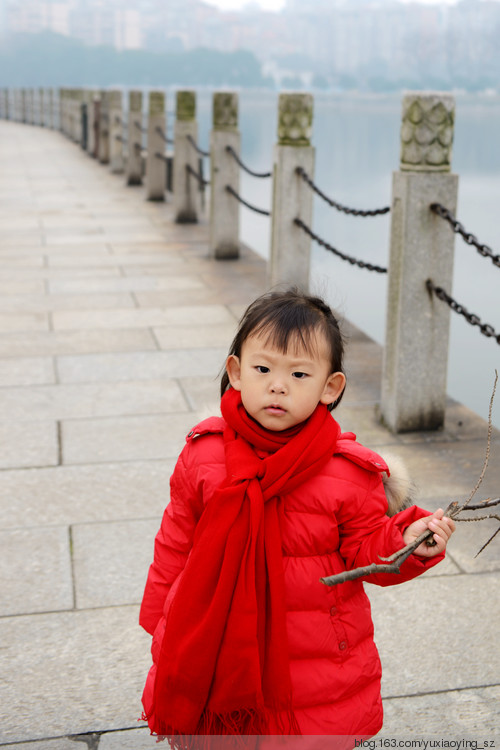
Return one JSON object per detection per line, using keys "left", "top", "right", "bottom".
{"left": 382, "top": 453, "right": 415, "bottom": 516}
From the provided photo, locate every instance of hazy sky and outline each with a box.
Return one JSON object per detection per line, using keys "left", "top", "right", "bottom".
{"left": 204, "top": 0, "right": 461, "bottom": 10}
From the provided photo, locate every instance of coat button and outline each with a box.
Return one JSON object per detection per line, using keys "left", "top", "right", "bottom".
{"left": 339, "top": 641, "right": 347, "bottom": 651}
{"left": 329, "top": 606, "right": 337, "bottom": 616}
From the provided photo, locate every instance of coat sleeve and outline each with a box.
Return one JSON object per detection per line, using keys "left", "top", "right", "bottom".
{"left": 337, "top": 470, "right": 444, "bottom": 586}
{"left": 139, "top": 444, "right": 204, "bottom": 635}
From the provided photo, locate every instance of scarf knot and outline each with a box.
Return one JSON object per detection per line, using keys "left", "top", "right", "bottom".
{"left": 148, "top": 387, "right": 341, "bottom": 742}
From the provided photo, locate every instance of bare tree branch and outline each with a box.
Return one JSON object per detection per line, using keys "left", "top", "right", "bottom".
{"left": 321, "top": 371, "right": 499, "bottom": 588}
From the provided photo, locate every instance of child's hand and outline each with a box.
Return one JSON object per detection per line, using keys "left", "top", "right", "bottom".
{"left": 402, "top": 508, "right": 456, "bottom": 557}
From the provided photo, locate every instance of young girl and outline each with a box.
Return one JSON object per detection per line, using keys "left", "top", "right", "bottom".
{"left": 139, "top": 289, "right": 454, "bottom": 747}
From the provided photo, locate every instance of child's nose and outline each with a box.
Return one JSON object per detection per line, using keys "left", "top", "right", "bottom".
{"left": 270, "top": 379, "right": 286, "bottom": 394}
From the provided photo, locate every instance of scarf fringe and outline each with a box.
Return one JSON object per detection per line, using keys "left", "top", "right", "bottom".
{"left": 142, "top": 706, "right": 301, "bottom": 749}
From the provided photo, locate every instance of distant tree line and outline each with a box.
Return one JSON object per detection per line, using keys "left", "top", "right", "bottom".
{"left": 1, "top": 30, "right": 498, "bottom": 93}
{"left": 0, "top": 31, "right": 273, "bottom": 88}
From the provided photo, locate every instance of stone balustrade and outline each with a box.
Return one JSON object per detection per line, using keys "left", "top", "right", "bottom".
{"left": 0, "top": 86, "right": 460, "bottom": 434}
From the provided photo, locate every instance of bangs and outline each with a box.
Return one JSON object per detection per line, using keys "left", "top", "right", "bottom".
{"left": 252, "top": 318, "right": 327, "bottom": 360}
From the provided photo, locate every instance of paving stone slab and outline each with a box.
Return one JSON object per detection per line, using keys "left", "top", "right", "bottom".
{"left": 0, "top": 267, "right": 122, "bottom": 280}
{"left": 0, "top": 526, "right": 73, "bottom": 616}
{"left": 61, "top": 413, "right": 196, "bottom": 464}
{"left": 0, "top": 380, "right": 188, "bottom": 421}
{"left": 47, "top": 250, "right": 174, "bottom": 263}
{"left": 72, "top": 518, "right": 160, "bottom": 608}
{"left": 0, "top": 356, "right": 55, "bottom": 386}
{"left": 0, "top": 279, "right": 45, "bottom": 294}
{"left": 0, "top": 254, "right": 45, "bottom": 267}
{"left": 0, "top": 311, "right": 49, "bottom": 332}
{"left": 380, "top": 684, "right": 500, "bottom": 736}
{"left": 135, "top": 287, "right": 264, "bottom": 308}
{"left": 52, "top": 305, "right": 235, "bottom": 330}
{"left": 0, "top": 606, "right": 150, "bottom": 744}
{"left": 48, "top": 274, "right": 205, "bottom": 295}
{"left": 0, "top": 460, "right": 175, "bottom": 529}
{"left": 0, "top": 740, "right": 89, "bottom": 750}
{"left": 178, "top": 375, "right": 222, "bottom": 413}
{"left": 97, "top": 728, "right": 155, "bottom": 748}
{"left": 0, "top": 420, "right": 58, "bottom": 469}
{"left": 56, "top": 348, "right": 227, "bottom": 383}
{"left": 0, "top": 292, "right": 136, "bottom": 312}
{"left": 154, "top": 322, "right": 237, "bottom": 350}
{"left": 0, "top": 329, "right": 157, "bottom": 357}
{"left": 367, "top": 572, "right": 500, "bottom": 696}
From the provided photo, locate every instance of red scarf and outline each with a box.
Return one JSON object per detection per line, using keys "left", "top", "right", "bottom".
{"left": 148, "top": 387, "right": 340, "bottom": 741}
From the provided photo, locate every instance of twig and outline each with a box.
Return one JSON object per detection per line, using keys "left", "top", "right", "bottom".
{"left": 321, "top": 372, "right": 499, "bottom": 587}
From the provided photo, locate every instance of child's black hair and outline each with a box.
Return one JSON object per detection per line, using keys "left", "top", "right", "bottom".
{"left": 221, "top": 288, "right": 346, "bottom": 410}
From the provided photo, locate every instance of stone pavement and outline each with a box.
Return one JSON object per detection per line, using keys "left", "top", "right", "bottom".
{"left": 0, "top": 120, "right": 498, "bottom": 749}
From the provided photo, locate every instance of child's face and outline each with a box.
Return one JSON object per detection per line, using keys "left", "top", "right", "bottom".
{"left": 226, "top": 329, "right": 345, "bottom": 431}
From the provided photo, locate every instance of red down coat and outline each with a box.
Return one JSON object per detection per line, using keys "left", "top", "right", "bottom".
{"left": 139, "top": 416, "right": 443, "bottom": 740}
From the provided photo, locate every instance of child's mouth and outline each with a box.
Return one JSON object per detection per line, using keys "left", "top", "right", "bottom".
{"left": 266, "top": 405, "right": 286, "bottom": 415}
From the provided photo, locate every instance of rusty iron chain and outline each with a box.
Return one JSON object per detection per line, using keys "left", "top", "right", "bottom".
{"left": 296, "top": 167, "right": 390, "bottom": 217}
{"left": 186, "top": 134, "right": 210, "bottom": 158}
{"left": 186, "top": 163, "right": 210, "bottom": 187}
{"left": 225, "top": 185, "right": 270, "bottom": 216}
{"left": 225, "top": 145, "right": 272, "bottom": 178}
{"left": 155, "top": 125, "right": 174, "bottom": 145}
{"left": 426, "top": 279, "right": 500, "bottom": 345}
{"left": 431, "top": 203, "right": 500, "bottom": 269}
{"left": 294, "top": 218, "right": 387, "bottom": 273}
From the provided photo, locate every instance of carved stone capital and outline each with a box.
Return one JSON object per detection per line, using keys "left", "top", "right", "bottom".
{"left": 213, "top": 92, "right": 238, "bottom": 131}
{"left": 108, "top": 90, "right": 122, "bottom": 109}
{"left": 129, "top": 90, "right": 142, "bottom": 113}
{"left": 149, "top": 91, "right": 165, "bottom": 116}
{"left": 176, "top": 90, "right": 196, "bottom": 121}
{"left": 400, "top": 92, "right": 455, "bottom": 173}
{"left": 277, "top": 93, "right": 313, "bottom": 147}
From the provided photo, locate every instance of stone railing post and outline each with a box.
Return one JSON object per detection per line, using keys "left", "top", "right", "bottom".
{"left": 98, "top": 90, "right": 110, "bottom": 164}
{"left": 48, "top": 89, "right": 55, "bottom": 130}
{"left": 21, "top": 89, "right": 27, "bottom": 123}
{"left": 74, "top": 90, "right": 83, "bottom": 144}
{"left": 58, "top": 89, "right": 65, "bottom": 133}
{"left": 109, "top": 90, "right": 124, "bottom": 174}
{"left": 0, "top": 89, "right": 8, "bottom": 119}
{"left": 173, "top": 90, "right": 200, "bottom": 223}
{"left": 90, "top": 93, "right": 100, "bottom": 156}
{"left": 81, "top": 97, "right": 88, "bottom": 151}
{"left": 26, "top": 88, "right": 34, "bottom": 125}
{"left": 145, "top": 91, "right": 166, "bottom": 201}
{"left": 380, "top": 92, "right": 459, "bottom": 433}
{"left": 126, "top": 90, "right": 143, "bottom": 185}
{"left": 269, "top": 93, "right": 315, "bottom": 289}
{"left": 84, "top": 91, "right": 94, "bottom": 154}
{"left": 39, "top": 89, "right": 46, "bottom": 127}
{"left": 209, "top": 92, "right": 240, "bottom": 259}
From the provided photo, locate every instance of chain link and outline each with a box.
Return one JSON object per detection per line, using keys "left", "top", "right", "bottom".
{"left": 294, "top": 218, "right": 387, "bottom": 273}
{"left": 155, "top": 125, "right": 174, "bottom": 145}
{"left": 426, "top": 279, "right": 500, "bottom": 344}
{"left": 225, "top": 145, "right": 272, "bottom": 178}
{"left": 431, "top": 203, "right": 500, "bottom": 269}
{"left": 296, "top": 167, "right": 390, "bottom": 217}
{"left": 186, "top": 134, "right": 210, "bottom": 158}
{"left": 225, "top": 185, "right": 270, "bottom": 216}
{"left": 186, "top": 163, "right": 210, "bottom": 187}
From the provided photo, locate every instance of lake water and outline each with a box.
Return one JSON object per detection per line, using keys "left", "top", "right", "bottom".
{"left": 194, "top": 90, "right": 500, "bottom": 428}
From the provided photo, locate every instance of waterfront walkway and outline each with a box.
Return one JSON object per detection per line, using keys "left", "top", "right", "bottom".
{"left": 0, "top": 120, "right": 498, "bottom": 749}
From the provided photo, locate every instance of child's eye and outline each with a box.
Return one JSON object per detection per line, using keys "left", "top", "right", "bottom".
{"left": 292, "top": 371, "right": 308, "bottom": 379}
{"left": 255, "top": 366, "right": 270, "bottom": 374}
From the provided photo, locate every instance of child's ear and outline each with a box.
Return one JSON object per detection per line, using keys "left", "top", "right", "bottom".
{"left": 226, "top": 355, "right": 242, "bottom": 391}
{"left": 320, "top": 372, "right": 346, "bottom": 406}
